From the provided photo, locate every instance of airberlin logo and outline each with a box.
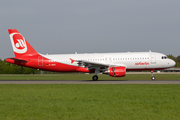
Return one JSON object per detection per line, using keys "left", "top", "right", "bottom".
{"left": 135, "top": 62, "right": 149, "bottom": 65}
{"left": 9, "top": 33, "right": 27, "bottom": 53}
{"left": 15, "top": 39, "right": 26, "bottom": 49}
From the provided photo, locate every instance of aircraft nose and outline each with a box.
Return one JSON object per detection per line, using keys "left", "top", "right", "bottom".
{"left": 170, "top": 60, "right": 176, "bottom": 67}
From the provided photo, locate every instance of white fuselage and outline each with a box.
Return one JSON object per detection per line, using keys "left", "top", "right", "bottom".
{"left": 41, "top": 52, "right": 175, "bottom": 70}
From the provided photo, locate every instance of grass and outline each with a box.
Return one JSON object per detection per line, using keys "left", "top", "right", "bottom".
{"left": 0, "top": 84, "right": 180, "bottom": 120}
{"left": 0, "top": 73, "right": 180, "bottom": 80}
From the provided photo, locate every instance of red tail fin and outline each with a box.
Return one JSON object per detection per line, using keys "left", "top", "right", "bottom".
{"left": 8, "top": 29, "right": 38, "bottom": 57}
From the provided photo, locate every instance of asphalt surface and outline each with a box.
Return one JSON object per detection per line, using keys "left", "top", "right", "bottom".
{"left": 0, "top": 80, "right": 180, "bottom": 84}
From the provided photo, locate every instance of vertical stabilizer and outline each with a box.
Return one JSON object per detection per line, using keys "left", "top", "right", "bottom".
{"left": 8, "top": 29, "right": 38, "bottom": 57}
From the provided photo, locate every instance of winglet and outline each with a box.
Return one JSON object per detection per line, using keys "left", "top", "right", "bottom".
{"left": 70, "top": 58, "right": 76, "bottom": 64}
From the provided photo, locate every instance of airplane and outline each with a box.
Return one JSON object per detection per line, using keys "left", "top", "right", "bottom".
{"left": 6, "top": 29, "right": 176, "bottom": 81}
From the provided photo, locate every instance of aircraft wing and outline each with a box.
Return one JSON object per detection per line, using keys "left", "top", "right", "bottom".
{"left": 70, "top": 58, "right": 114, "bottom": 70}
{"left": 78, "top": 60, "right": 109, "bottom": 68}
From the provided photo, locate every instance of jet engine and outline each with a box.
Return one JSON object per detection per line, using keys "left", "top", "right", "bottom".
{"left": 106, "top": 66, "right": 126, "bottom": 77}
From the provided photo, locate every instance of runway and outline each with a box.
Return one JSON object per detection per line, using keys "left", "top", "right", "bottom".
{"left": 0, "top": 80, "right": 180, "bottom": 84}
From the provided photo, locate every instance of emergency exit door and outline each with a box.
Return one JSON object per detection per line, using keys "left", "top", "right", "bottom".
{"left": 38, "top": 56, "right": 43, "bottom": 66}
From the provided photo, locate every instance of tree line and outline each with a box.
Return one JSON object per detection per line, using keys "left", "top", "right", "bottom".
{"left": 0, "top": 55, "right": 180, "bottom": 74}
{"left": 0, "top": 59, "right": 38, "bottom": 74}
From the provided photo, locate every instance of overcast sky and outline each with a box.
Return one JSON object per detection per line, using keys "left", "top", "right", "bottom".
{"left": 0, "top": 0, "right": 180, "bottom": 59}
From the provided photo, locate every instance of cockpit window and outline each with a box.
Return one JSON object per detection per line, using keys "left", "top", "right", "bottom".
{"left": 162, "top": 56, "right": 168, "bottom": 59}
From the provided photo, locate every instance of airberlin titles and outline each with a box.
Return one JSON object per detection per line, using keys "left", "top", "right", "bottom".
{"left": 135, "top": 62, "right": 149, "bottom": 65}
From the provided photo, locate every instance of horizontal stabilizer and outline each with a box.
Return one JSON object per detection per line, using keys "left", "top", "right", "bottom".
{"left": 7, "top": 58, "right": 28, "bottom": 62}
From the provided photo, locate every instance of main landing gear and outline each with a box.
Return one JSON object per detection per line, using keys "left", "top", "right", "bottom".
{"left": 151, "top": 70, "right": 155, "bottom": 81}
{"left": 92, "top": 75, "right": 98, "bottom": 81}
{"left": 92, "top": 69, "right": 100, "bottom": 81}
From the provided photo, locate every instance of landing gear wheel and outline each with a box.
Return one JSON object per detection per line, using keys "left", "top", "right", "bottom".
{"left": 151, "top": 76, "right": 155, "bottom": 81}
{"left": 151, "top": 70, "right": 155, "bottom": 81}
{"left": 92, "top": 75, "right": 98, "bottom": 81}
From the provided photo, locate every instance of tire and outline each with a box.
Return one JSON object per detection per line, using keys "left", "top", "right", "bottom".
{"left": 92, "top": 75, "right": 98, "bottom": 81}
{"left": 151, "top": 76, "right": 155, "bottom": 81}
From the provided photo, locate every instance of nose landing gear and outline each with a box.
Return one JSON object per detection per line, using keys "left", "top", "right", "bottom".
{"left": 151, "top": 70, "right": 155, "bottom": 80}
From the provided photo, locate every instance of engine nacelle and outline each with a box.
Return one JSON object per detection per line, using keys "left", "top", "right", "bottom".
{"left": 109, "top": 66, "right": 126, "bottom": 77}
